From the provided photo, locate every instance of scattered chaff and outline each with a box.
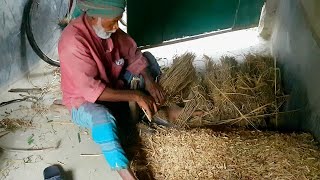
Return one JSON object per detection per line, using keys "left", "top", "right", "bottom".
{"left": 48, "top": 121, "right": 74, "bottom": 125}
{"left": 0, "top": 159, "right": 16, "bottom": 180}
{"left": 80, "top": 154, "right": 102, "bottom": 157}
{"left": 8, "top": 88, "right": 42, "bottom": 94}
{"left": 0, "top": 95, "right": 38, "bottom": 107}
{"left": 131, "top": 128, "right": 320, "bottom": 180}
{"left": 77, "top": 132, "right": 81, "bottom": 143}
{"left": 0, "top": 140, "right": 61, "bottom": 152}
{"left": 0, "top": 131, "right": 10, "bottom": 138}
{"left": 0, "top": 118, "right": 33, "bottom": 132}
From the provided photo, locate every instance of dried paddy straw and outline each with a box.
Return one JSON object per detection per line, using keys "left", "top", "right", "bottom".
{"left": 175, "top": 81, "right": 213, "bottom": 127}
{"left": 0, "top": 118, "right": 33, "bottom": 131}
{"left": 159, "top": 53, "right": 197, "bottom": 105}
{"left": 131, "top": 128, "right": 320, "bottom": 180}
{"left": 159, "top": 53, "right": 287, "bottom": 128}
{"left": 201, "top": 54, "right": 286, "bottom": 128}
{"left": 130, "top": 54, "right": 318, "bottom": 179}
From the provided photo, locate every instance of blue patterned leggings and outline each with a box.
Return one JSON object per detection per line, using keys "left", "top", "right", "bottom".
{"left": 72, "top": 103, "right": 129, "bottom": 170}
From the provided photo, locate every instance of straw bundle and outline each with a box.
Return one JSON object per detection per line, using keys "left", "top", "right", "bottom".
{"left": 131, "top": 127, "right": 320, "bottom": 180}
{"left": 159, "top": 53, "right": 197, "bottom": 105}
{"left": 201, "top": 54, "right": 285, "bottom": 127}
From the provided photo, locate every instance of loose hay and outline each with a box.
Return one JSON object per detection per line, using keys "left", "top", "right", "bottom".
{"left": 132, "top": 128, "right": 320, "bottom": 180}
{"left": 0, "top": 118, "right": 33, "bottom": 131}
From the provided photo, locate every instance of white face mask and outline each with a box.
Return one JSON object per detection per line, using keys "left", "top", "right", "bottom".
{"left": 92, "top": 17, "right": 116, "bottom": 39}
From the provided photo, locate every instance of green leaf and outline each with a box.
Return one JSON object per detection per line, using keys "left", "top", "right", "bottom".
{"left": 27, "top": 134, "right": 34, "bottom": 145}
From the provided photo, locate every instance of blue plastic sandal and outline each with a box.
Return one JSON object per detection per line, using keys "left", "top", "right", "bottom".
{"left": 43, "top": 165, "right": 63, "bottom": 180}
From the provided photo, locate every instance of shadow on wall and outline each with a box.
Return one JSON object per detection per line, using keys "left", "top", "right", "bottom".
{"left": 276, "top": 62, "right": 310, "bottom": 131}
{"left": 0, "top": 148, "right": 3, "bottom": 159}
{"left": 19, "top": 0, "right": 32, "bottom": 73}
{"left": 0, "top": 0, "right": 40, "bottom": 90}
{"left": 271, "top": 0, "right": 320, "bottom": 140}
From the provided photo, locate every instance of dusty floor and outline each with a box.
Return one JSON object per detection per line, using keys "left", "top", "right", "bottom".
{"left": 0, "top": 28, "right": 269, "bottom": 180}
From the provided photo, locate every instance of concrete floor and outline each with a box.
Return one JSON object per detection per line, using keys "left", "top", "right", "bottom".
{"left": 0, "top": 28, "right": 269, "bottom": 180}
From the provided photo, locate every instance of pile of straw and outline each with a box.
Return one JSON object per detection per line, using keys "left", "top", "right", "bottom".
{"left": 159, "top": 53, "right": 287, "bottom": 128}
{"left": 131, "top": 127, "right": 320, "bottom": 179}
{"left": 130, "top": 53, "right": 316, "bottom": 179}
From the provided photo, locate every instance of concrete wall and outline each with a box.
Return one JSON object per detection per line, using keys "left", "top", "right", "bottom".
{"left": 258, "top": 0, "right": 279, "bottom": 39}
{"left": 0, "top": 0, "right": 62, "bottom": 91}
{"left": 0, "top": 0, "right": 38, "bottom": 90}
{"left": 300, "top": 0, "right": 320, "bottom": 46}
{"left": 271, "top": 0, "right": 320, "bottom": 140}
